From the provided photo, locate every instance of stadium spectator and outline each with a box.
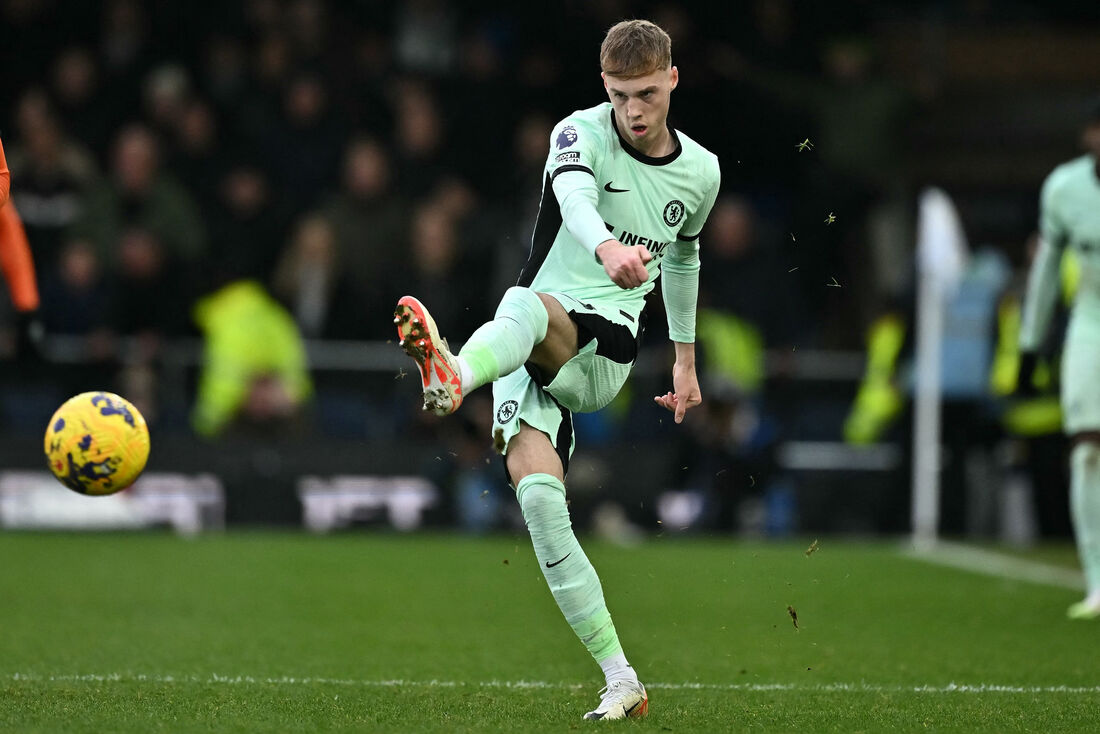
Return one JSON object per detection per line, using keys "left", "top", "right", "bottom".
{"left": 109, "top": 226, "right": 188, "bottom": 339}
{"left": 142, "top": 64, "right": 193, "bottom": 140}
{"left": 389, "top": 79, "right": 450, "bottom": 196}
{"left": 393, "top": 0, "right": 458, "bottom": 75}
{"left": 7, "top": 90, "right": 99, "bottom": 269}
{"left": 199, "top": 34, "right": 251, "bottom": 118}
{"left": 191, "top": 279, "right": 312, "bottom": 437}
{"left": 271, "top": 212, "right": 358, "bottom": 339}
{"left": 320, "top": 136, "right": 409, "bottom": 338}
{"left": 39, "top": 237, "right": 111, "bottom": 339}
{"left": 169, "top": 98, "right": 227, "bottom": 218}
{"left": 699, "top": 196, "right": 801, "bottom": 350}
{"left": 50, "top": 47, "right": 119, "bottom": 157}
{"left": 259, "top": 72, "right": 346, "bottom": 216}
{"left": 72, "top": 124, "right": 207, "bottom": 268}
{"left": 395, "top": 200, "right": 482, "bottom": 337}
{"left": 206, "top": 160, "right": 286, "bottom": 286}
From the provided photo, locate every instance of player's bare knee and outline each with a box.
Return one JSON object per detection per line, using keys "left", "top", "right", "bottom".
{"left": 530, "top": 294, "right": 578, "bottom": 373}
{"left": 505, "top": 422, "right": 564, "bottom": 486}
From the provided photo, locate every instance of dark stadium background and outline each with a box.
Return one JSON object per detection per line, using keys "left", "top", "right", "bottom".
{"left": 1, "top": 0, "right": 1099, "bottom": 535}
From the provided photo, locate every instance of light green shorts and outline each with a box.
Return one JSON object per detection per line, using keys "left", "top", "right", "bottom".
{"left": 1062, "top": 314, "right": 1100, "bottom": 434}
{"left": 491, "top": 292, "right": 641, "bottom": 474}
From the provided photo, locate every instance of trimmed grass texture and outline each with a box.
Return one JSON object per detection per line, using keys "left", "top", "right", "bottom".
{"left": 1, "top": 532, "right": 1098, "bottom": 732}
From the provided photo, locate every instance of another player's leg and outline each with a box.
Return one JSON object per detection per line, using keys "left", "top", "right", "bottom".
{"left": 505, "top": 423, "right": 647, "bottom": 720}
{"left": 1067, "top": 433, "right": 1100, "bottom": 620}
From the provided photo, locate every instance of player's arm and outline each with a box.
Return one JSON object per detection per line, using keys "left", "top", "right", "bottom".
{"left": 0, "top": 201, "right": 39, "bottom": 313}
{"left": 552, "top": 171, "right": 651, "bottom": 288}
{"left": 0, "top": 201, "right": 44, "bottom": 359}
{"left": 654, "top": 164, "right": 720, "bottom": 423}
{"left": 544, "top": 119, "right": 649, "bottom": 288}
{"left": 0, "top": 137, "right": 10, "bottom": 210}
{"left": 1019, "top": 176, "right": 1068, "bottom": 357}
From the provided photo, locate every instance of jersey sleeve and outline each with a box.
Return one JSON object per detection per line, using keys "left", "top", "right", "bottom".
{"left": 0, "top": 137, "right": 10, "bottom": 210}
{"left": 1038, "top": 171, "right": 1069, "bottom": 249}
{"left": 546, "top": 116, "right": 612, "bottom": 257}
{"left": 0, "top": 201, "right": 40, "bottom": 312}
{"left": 661, "top": 161, "right": 720, "bottom": 343}
{"left": 677, "top": 157, "right": 721, "bottom": 241}
{"left": 1019, "top": 172, "right": 1069, "bottom": 352}
{"left": 552, "top": 171, "right": 615, "bottom": 257}
{"left": 545, "top": 116, "right": 603, "bottom": 183}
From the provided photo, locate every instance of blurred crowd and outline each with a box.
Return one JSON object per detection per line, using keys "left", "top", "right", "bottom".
{"left": 1, "top": 0, "right": 1098, "bottom": 533}
{"left": 0, "top": 0, "right": 894, "bottom": 426}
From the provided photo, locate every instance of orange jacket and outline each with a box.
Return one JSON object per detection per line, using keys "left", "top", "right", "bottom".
{"left": 0, "top": 138, "right": 9, "bottom": 210}
{"left": 0, "top": 201, "right": 39, "bottom": 312}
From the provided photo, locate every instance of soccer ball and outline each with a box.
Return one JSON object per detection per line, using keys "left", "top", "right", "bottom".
{"left": 44, "top": 392, "right": 150, "bottom": 496}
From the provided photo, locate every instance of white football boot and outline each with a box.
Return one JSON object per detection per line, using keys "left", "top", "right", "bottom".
{"left": 583, "top": 679, "right": 648, "bottom": 721}
{"left": 1067, "top": 592, "right": 1100, "bottom": 621}
{"left": 394, "top": 295, "right": 463, "bottom": 416}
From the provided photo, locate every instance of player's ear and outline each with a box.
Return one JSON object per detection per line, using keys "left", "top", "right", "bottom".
{"left": 601, "top": 71, "right": 607, "bottom": 89}
{"left": 669, "top": 65, "right": 679, "bottom": 91}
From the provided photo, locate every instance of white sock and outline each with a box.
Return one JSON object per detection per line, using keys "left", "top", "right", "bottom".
{"left": 456, "top": 355, "right": 477, "bottom": 393}
{"left": 599, "top": 653, "right": 638, "bottom": 685}
{"left": 1070, "top": 443, "right": 1100, "bottom": 596}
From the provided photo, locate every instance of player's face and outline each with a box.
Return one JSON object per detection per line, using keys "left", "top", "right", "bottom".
{"left": 602, "top": 66, "right": 678, "bottom": 154}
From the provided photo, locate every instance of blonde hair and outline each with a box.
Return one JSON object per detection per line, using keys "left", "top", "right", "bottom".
{"left": 600, "top": 20, "right": 671, "bottom": 78}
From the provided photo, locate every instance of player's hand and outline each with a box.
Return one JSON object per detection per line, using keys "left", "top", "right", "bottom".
{"left": 654, "top": 361, "right": 702, "bottom": 424}
{"left": 596, "top": 240, "right": 652, "bottom": 289}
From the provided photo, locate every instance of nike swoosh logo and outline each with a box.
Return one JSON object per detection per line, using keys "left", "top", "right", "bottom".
{"left": 604, "top": 182, "right": 629, "bottom": 193}
{"left": 625, "top": 700, "right": 643, "bottom": 715}
{"left": 545, "top": 553, "right": 571, "bottom": 568}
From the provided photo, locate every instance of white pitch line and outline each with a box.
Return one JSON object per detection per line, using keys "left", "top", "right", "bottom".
{"left": 900, "top": 540, "right": 1085, "bottom": 591}
{"left": 7, "top": 673, "right": 1100, "bottom": 694}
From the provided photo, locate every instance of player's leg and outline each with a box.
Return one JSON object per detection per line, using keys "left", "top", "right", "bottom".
{"left": 1060, "top": 327, "right": 1100, "bottom": 619}
{"left": 395, "top": 288, "right": 576, "bottom": 416}
{"left": 1067, "top": 431, "right": 1100, "bottom": 620}
{"left": 458, "top": 289, "right": 578, "bottom": 389}
{"left": 505, "top": 422, "right": 647, "bottom": 720}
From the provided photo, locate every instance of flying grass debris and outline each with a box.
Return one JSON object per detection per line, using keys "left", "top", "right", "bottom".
{"left": 788, "top": 605, "right": 799, "bottom": 629}
{"left": 805, "top": 539, "right": 820, "bottom": 557}
{"left": 796, "top": 138, "right": 814, "bottom": 152}
{"left": 824, "top": 212, "right": 837, "bottom": 225}
{"left": 827, "top": 277, "right": 841, "bottom": 288}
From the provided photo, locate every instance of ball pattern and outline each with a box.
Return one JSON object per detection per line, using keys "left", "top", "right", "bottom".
{"left": 44, "top": 392, "right": 151, "bottom": 496}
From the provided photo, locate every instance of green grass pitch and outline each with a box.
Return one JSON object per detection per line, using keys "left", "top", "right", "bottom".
{"left": 2, "top": 532, "right": 1099, "bottom": 732}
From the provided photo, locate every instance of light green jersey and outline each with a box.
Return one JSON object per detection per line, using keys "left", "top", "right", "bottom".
{"left": 1020, "top": 155, "right": 1100, "bottom": 350}
{"left": 519, "top": 102, "right": 720, "bottom": 339}
{"left": 1041, "top": 155, "right": 1100, "bottom": 316}
{"left": 1020, "top": 154, "right": 1100, "bottom": 434}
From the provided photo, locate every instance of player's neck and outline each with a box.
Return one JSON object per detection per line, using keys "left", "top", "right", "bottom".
{"left": 631, "top": 126, "right": 674, "bottom": 158}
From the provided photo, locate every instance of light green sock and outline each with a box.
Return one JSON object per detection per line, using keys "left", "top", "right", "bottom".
{"left": 1071, "top": 442, "right": 1100, "bottom": 595}
{"left": 458, "top": 287, "right": 548, "bottom": 392}
{"left": 516, "top": 473, "right": 624, "bottom": 664}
